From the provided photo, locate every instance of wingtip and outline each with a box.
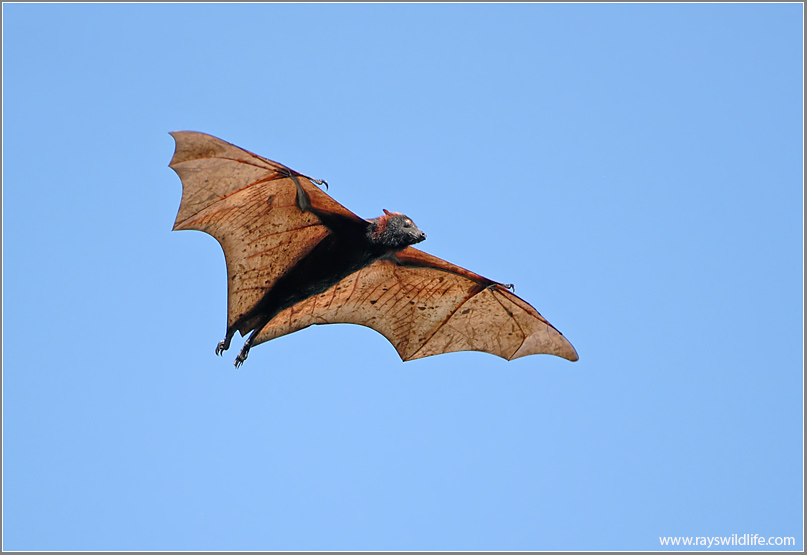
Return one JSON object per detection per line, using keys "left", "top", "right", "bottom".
{"left": 167, "top": 131, "right": 183, "bottom": 168}
{"left": 511, "top": 329, "right": 579, "bottom": 362}
{"left": 557, "top": 334, "right": 579, "bottom": 362}
{"left": 167, "top": 130, "right": 190, "bottom": 143}
{"left": 167, "top": 130, "right": 214, "bottom": 167}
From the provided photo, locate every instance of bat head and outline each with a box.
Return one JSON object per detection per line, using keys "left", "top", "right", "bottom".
{"left": 367, "top": 209, "right": 427, "bottom": 250}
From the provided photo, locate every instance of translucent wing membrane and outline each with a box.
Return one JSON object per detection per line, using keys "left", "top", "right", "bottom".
{"left": 256, "top": 247, "right": 579, "bottom": 362}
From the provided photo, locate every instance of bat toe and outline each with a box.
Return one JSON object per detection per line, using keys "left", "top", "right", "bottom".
{"left": 234, "top": 349, "right": 249, "bottom": 368}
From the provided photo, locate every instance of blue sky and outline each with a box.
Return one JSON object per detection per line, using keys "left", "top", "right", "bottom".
{"left": 2, "top": 3, "right": 803, "bottom": 551}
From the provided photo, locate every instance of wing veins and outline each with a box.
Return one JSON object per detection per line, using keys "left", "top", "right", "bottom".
{"left": 175, "top": 171, "right": 309, "bottom": 230}
{"left": 488, "top": 288, "right": 528, "bottom": 360}
{"left": 407, "top": 285, "right": 484, "bottom": 361}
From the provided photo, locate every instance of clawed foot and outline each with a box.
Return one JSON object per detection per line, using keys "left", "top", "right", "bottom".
{"left": 234, "top": 347, "right": 249, "bottom": 368}
{"left": 215, "top": 339, "right": 230, "bottom": 356}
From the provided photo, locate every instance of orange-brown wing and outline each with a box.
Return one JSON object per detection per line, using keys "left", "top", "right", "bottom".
{"left": 168, "top": 131, "right": 365, "bottom": 335}
{"left": 254, "top": 246, "right": 578, "bottom": 362}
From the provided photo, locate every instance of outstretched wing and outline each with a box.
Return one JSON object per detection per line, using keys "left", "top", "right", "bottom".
{"left": 168, "top": 131, "right": 365, "bottom": 335}
{"left": 254, "top": 247, "right": 579, "bottom": 362}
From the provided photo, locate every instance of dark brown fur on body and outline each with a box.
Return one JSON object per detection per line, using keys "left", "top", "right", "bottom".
{"left": 238, "top": 216, "right": 424, "bottom": 334}
{"left": 227, "top": 209, "right": 426, "bottom": 366}
{"left": 169, "top": 131, "right": 578, "bottom": 366}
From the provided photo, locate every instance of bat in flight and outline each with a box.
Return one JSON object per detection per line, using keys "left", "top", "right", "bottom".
{"left": 169, "top": 132, "right": 578, "bottom": 367}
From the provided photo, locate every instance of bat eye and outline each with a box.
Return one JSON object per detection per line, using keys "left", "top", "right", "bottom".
{"left": 404, "top": 219, "right": 413, "bottom": 228}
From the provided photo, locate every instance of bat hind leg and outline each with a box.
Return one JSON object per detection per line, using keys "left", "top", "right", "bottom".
{"left": 233, "top": 322, "right": 268, "bottom": 368}
{"left": 215, "top": 328, "right": 236, "bottom": 356}
{"left": 234, "top": 347, "right": 249, "bottom": 368}
{"left": 233, "top": 338, "right": 253, "bottom": 368}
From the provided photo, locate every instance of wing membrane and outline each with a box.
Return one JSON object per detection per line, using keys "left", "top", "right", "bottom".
{"left": 169, "top": 132, "right": 577, "bottom": 361}
{"left": 169, "top": 131, "right": 360, "bottom": 334}
{"left": 254, "top": 247, "right": 578, "bottom": 361}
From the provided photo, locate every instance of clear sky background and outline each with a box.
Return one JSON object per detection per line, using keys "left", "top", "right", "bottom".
{"left": 3, "top": 3, "right": 803, "bottom": 551}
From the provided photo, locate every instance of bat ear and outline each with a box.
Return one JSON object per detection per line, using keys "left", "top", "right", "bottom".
{"left": 383, "top": 209, "right": 391, "bottom": 216}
